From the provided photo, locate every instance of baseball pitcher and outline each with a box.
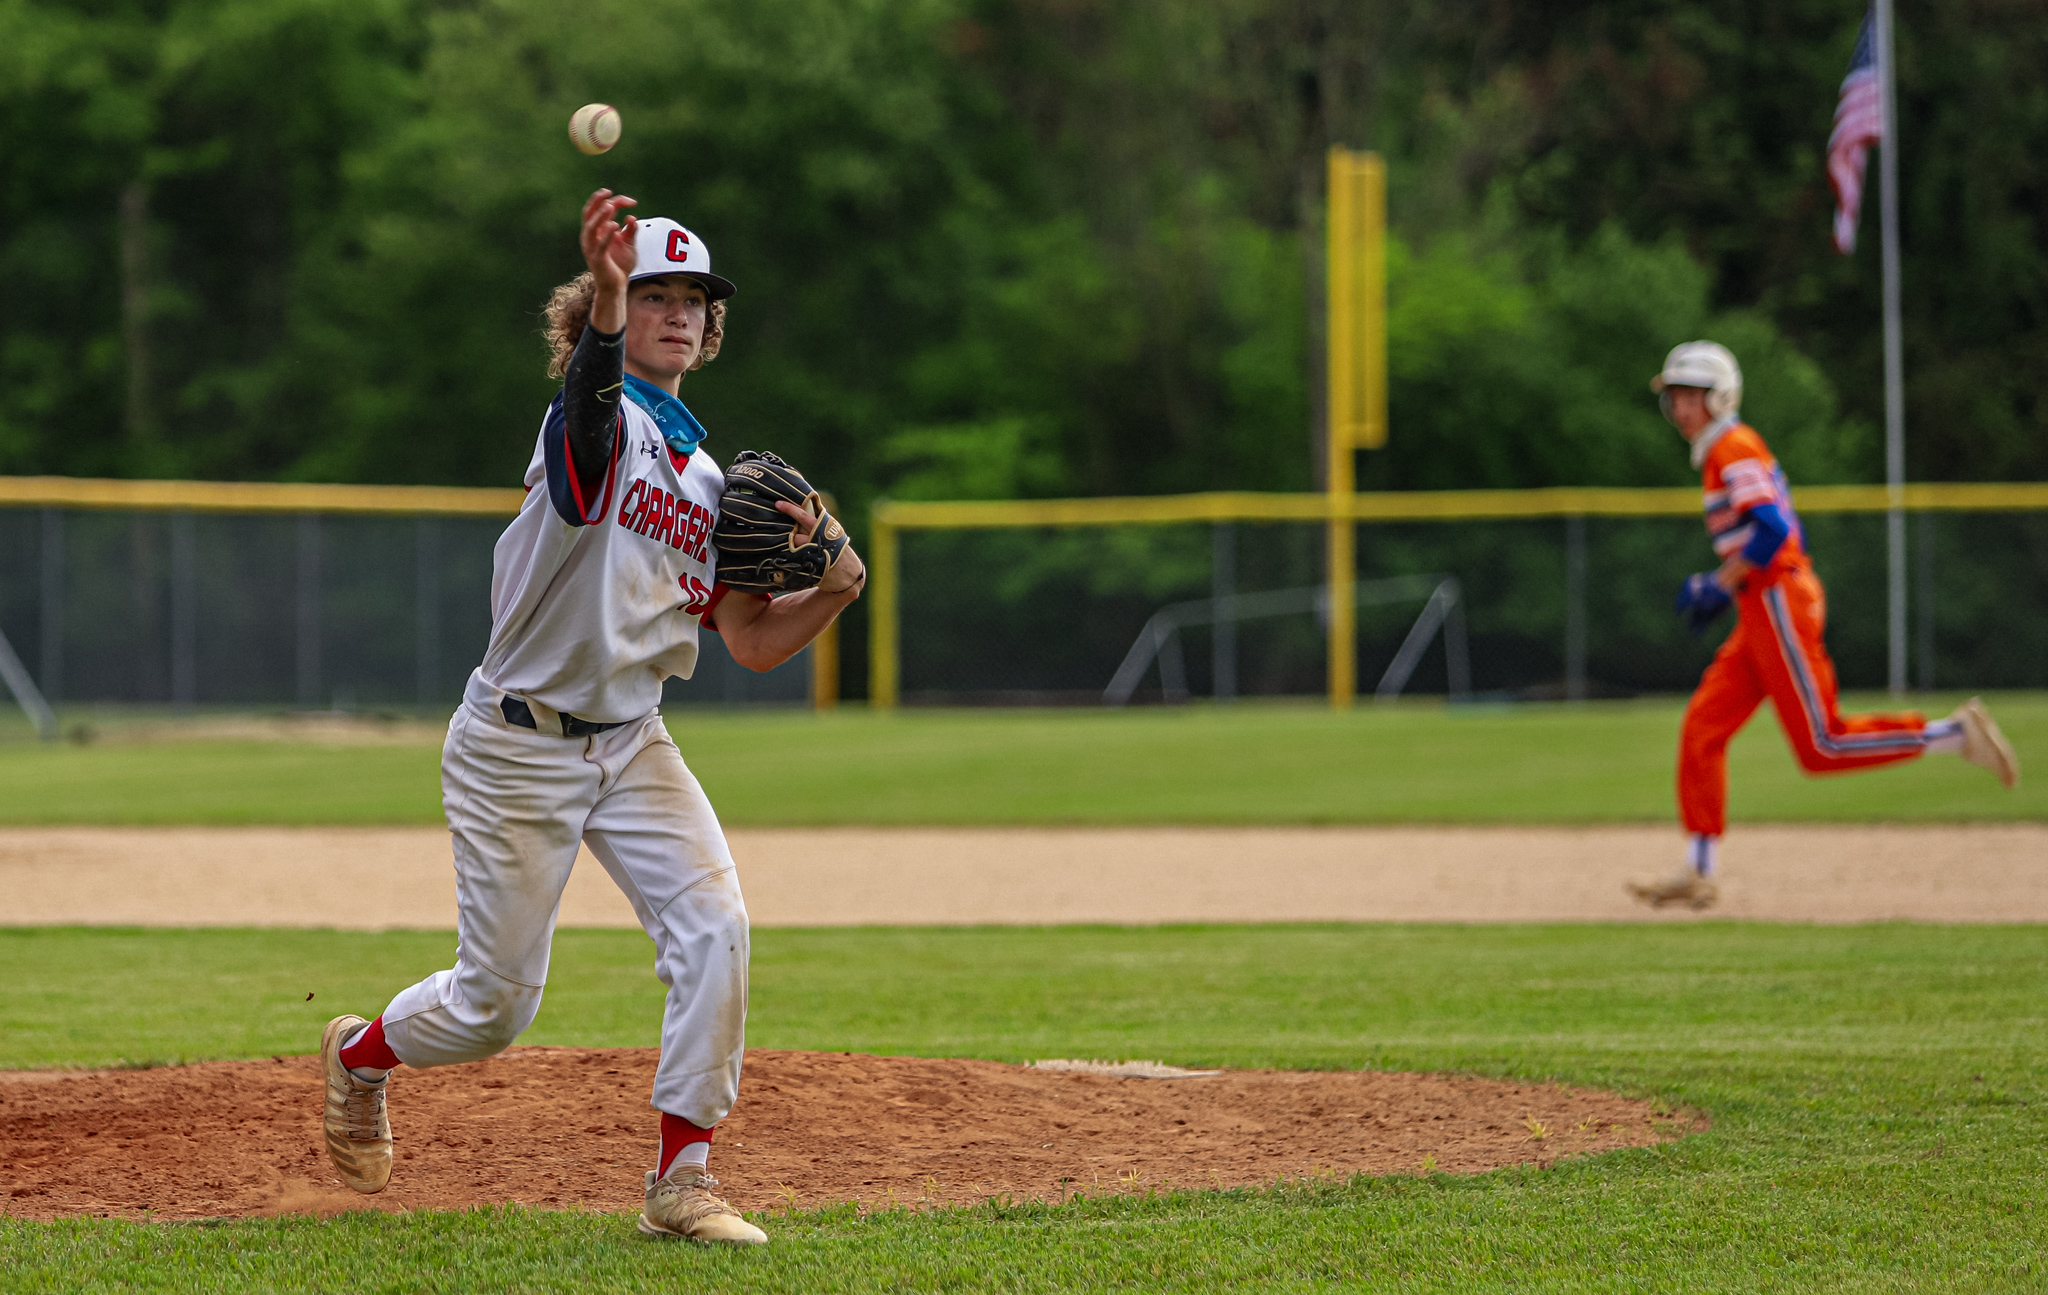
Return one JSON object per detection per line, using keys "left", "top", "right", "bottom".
{"left": 316, "top": 190, "right": 864, "bottom": 1243}
{"left": 1633, "top": 342, "right": 2019, "bottom": 909}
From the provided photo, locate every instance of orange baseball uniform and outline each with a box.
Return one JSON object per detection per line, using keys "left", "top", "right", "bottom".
{"left": 1677, "top": 417, "right": 1931, "bottom": 837}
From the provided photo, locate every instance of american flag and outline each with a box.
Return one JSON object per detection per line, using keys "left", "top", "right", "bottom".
{"left": 1828, "top": 11, "right": 1884, "bottom": 254}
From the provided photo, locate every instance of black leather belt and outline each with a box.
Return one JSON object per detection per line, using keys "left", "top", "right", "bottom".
{"left": 501, "top": 696, "right": 629, "bottom": 738}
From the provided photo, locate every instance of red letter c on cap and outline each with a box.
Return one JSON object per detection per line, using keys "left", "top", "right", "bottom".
{"left": 666, "top": 230, "right": 690, "bottom": 262}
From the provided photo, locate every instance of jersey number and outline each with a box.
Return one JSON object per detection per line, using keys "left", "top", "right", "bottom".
{"left": 679, "top": 574, "right": 713, "bottom": 617}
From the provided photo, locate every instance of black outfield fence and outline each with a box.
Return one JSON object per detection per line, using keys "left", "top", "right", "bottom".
{"left": 1, "top": 481, "right": 2043, "bottom": 719}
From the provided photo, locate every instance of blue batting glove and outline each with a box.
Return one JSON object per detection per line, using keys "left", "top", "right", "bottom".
{"left": 1674, "top": 573, "right": 1731, "bottom": 636}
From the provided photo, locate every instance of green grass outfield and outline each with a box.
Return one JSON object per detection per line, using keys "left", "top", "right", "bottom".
{"left": 0, "top": 692, "right": 2040, "bottom": 826}
{"left": 2, "top": 923, "right": 2044, "bottom": 1291}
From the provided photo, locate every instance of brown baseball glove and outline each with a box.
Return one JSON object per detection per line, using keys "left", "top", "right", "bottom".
{"left": 711, "top": 450, "right": 862, "bottom": 595}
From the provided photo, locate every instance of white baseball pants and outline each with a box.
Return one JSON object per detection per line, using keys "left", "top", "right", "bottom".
{"left": 376, "top": 683, "right": 749, "bottom": 1128}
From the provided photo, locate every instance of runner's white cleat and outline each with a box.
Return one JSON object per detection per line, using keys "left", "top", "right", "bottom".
{"left": 1626, "top": 868, "right": 1719, "bottom": 911}
{"left": 1957, "top": 698, "right": 2020, "bottom": 789}
{"left": 321, "top": 1014, "right": 393, "bottom": 1194}
{"left": 640, "top": 1166, "right": 768, "bottom": 1245}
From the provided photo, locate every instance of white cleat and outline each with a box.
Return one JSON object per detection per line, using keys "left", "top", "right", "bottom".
{"left": 321, "top": 1014, "right": 392, "bottom": 1194}
{"left": 1957, "top": 697, "right": 2020, "bottom": 789}
{"left": 640, "top": 1166, "right": 768, "bottom": 1245}
{"left": 1626, "top": 868, "right": 1719, "bottom": 911}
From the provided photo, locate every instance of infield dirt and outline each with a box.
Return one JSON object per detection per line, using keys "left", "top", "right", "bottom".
{"left": 0, "top": 1048, "right": 1693, "bottom": 1221}
{"left": 7, "top": 824, "right": 2048, "bottom": 926}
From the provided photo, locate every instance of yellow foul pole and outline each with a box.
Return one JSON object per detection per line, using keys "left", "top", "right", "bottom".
{"left": 1325, "top": 147, "right": 1386, "bottom": 709}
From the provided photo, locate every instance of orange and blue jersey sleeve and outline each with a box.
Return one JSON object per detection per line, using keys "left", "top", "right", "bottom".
{"left": 1701, "top": 426, "right": 1805, "bottom": 571}
{"left": 1739, "top": 502, "right": 1792, "bottom": 566}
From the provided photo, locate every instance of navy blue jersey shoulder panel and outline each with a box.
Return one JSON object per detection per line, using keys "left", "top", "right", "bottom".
{"left": 542, "top": 394, "right": 618, "bottom": 526}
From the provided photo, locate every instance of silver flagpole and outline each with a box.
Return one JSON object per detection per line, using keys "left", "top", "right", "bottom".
{"left": 1875, "top": 0, "right": 1907, "bottom": 696}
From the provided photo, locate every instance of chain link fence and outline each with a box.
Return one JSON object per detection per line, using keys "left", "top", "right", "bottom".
{"left": 0, "top": 507, "right": 811, "bottom": 724}
{"left": 4, "top": 495, "right": 2042, "bottom": 723}
{"left": 892, "top": 511, "right": 2048, "bottom": 704}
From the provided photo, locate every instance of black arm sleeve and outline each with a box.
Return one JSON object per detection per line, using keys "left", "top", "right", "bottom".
{"left": 563, "top": 322, "right": 626, "bottom": 500}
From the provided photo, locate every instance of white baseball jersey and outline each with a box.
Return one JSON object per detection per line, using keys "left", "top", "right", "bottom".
{"left": 471, "top": 394, "right": 727, "bottom": 724}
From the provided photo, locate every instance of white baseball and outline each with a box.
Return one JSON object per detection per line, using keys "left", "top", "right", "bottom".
{"left": 569, "top": 103, "right": 622, "bottom": 156}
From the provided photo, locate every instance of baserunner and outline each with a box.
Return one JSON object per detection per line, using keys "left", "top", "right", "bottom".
{"left": 1633, "top": 341, "right": 2018, "bottom": 910}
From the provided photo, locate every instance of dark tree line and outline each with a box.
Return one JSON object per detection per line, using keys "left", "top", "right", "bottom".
{"left": 4, "top": 0, "right": 2044, "bottom": 516}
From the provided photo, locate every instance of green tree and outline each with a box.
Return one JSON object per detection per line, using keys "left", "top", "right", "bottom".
{"left": 2, "top": 0, "right": 2040, "bottom": 500}
{"left": 0, "top": 0, "right": 421, "bottom": 479}
{"left": 1391, "top": 0, "right": 2048, "bottom": 480}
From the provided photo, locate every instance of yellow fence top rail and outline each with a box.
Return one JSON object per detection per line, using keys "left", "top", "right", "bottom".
{"left": 873, "top": 482, "right": 2048, "bottom": 529}
{"left": 0, "top": 476, "right": 526, "bottom": 516}
{"left": 4, "top": 476, "right": 2046, "bottom": 523}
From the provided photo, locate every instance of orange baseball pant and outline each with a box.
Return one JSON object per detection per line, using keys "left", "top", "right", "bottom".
{"left": 1677, "top": 564, "right": 1928, "bottom": 837}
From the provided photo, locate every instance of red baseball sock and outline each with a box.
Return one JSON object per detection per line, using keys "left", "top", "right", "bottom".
{"left": 658, "top": 1111, "right": 716, "bottom": 1177}
{"left": 339, "top": 1017, "right": 400, "bottom": 1073}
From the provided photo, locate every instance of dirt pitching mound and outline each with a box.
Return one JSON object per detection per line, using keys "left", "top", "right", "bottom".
{"left": 1, "top": 1049, "right": 1697, "bottom": 1221}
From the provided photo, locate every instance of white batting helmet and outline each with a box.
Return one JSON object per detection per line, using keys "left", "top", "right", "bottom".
{"left": 629, "top": 217, "right": 736, "bottom": 300}
{"left": 1650, "top": 341, "right": 1741, "bottom": 417}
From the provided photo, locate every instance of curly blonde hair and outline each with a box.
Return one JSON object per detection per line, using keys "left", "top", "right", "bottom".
{"left": 543, "top": 272, "right": 727, "bottom": 380}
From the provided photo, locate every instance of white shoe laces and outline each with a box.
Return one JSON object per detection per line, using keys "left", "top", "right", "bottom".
{"left": 337, "top": 1074, "right": 386, "bottom": 1141}
{"left": 652, "top": 1169, "right": 741, "bottom": 1226}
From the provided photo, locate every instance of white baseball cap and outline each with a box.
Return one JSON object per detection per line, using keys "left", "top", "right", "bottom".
{"left": 629, "top": 217, "right": 736, "bottom": 299}
{"left": 1650, "top": 340, "right": 1741, "bottom": 416}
